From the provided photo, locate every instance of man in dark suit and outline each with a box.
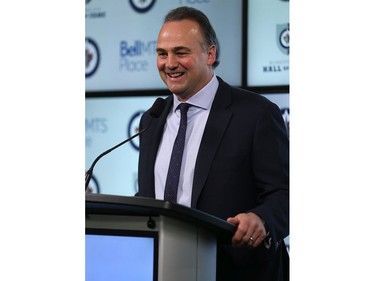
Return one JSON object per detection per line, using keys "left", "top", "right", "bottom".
{"left": 137, "top": 6, "right": 289, "bottom": 281}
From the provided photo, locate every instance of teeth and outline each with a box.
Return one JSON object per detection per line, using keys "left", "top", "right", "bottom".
{"left": 168, "top": 72, "right": 183, "bottom": 78}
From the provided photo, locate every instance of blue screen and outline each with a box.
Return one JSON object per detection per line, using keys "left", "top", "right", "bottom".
{"left": 86, "top": 234, "right": 155, "bottom": 281}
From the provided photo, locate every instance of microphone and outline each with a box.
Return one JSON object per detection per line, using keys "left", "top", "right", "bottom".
{"left": 85, "top": 97, "right": 166, "bottom": 191}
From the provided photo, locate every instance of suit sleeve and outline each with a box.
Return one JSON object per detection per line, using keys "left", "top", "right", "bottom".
{"left": 249, "top": 102, "right": 289, "bottom": 244}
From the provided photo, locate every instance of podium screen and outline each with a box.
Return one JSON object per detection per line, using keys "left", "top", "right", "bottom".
{"left": 86, "top": 229, "right": 157, "bottom": 281}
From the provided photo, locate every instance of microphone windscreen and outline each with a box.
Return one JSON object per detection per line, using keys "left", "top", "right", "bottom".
{"left": 149, "top": 98, "right": 166, "bottom": 118}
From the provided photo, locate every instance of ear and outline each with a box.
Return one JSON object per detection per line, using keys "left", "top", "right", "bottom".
{"left": 206, "top": 45, "right": 217, "bottom": 66}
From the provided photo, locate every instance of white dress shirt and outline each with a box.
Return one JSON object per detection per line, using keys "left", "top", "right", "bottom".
{"left": 154, "top": 75, "right": 219, "bottom": 207}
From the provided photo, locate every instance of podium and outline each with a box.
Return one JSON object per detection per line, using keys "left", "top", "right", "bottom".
{"left": 86, "top": 193, "right": 236, "bottom": 281}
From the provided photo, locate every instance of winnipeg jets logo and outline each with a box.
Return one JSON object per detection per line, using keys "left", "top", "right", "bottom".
{"left": 129, "top": 0, "right": 156, "bottom": 13}
{"left": 85, "top": 38, "right": 100, "bottom": 77}
{"left": 277, "top": 23, "right": 290, "bottom": 55}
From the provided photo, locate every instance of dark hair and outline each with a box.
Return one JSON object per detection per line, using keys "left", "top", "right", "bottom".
{"left": 163, "top": 6, "right": 220, "bottom": 69}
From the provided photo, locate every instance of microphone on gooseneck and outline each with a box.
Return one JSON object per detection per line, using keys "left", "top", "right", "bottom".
{"left": 85, "top": 97, "right": 166, "bottom": 191}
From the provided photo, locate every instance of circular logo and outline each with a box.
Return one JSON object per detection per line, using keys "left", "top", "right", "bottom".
{"left": 129, "top": 0, "right": 156, "bottom": 13}
{"left": 279, "top": 27, "right": 290, "bottom": 49}
{"left": 85, "top": 38, "right": 100, "bottom": 78}
{"left": 128, "top": 110, "right": 145, "bottom": 150}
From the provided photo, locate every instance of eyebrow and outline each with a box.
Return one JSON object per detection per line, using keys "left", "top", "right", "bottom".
{"left": 156, "top": 46, "right": 191, "bottom": 53}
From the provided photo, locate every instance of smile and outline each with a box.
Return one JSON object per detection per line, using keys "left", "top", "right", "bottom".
{"left": 167, "top": 72, "right": 184, "bottom": 78}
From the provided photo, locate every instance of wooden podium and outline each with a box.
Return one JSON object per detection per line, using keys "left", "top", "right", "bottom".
{"left": 86, "top": 194, "right": 236, "bottom": 281}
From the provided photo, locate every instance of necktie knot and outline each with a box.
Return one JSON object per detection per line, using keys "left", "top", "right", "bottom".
{"left": 178, "top": 103, "right": 191, "bottom": 115}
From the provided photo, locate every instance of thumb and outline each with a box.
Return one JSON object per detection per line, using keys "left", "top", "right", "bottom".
{"left": 227, "top": 216, "right": 239, "bottom": 225}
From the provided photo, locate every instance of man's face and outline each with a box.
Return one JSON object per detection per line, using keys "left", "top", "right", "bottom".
{"left": 156, "top": 19, "right": 216, "bottom": 101}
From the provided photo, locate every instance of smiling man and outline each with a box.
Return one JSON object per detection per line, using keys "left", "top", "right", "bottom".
{"left": 137, "top": 6, "right": 289, "bottom": 281}
{"left": 156, "top": 18, "right": 216, "bottom": 101}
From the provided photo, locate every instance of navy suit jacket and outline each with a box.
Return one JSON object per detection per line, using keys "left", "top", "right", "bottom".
{"left": 137, "top": 77, "right": 289, "bottom": 281}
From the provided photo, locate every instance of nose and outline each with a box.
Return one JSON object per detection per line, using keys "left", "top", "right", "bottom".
{"left": 165, "top": 54, "right": 178, "bottom": 69}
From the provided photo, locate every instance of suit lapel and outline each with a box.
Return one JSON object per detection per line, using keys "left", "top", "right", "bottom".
{"left": 142, "top": 96, "right": 173, "bottom": 197}
{"left": 191, "top": 79, "right": 233, "bottom": 208}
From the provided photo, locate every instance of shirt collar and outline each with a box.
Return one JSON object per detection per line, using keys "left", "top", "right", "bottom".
{"left": 173, "top": 74, "right": 219, "bottom": 112}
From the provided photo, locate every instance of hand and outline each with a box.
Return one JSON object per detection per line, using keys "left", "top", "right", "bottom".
{"left": 227, "top": 212, "right": 267, "bottom": 248}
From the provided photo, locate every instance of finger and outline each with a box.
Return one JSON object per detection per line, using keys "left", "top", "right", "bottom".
{"left": 249, "top": 229, "right": 267, "bottom": 248}
{"left": 231, "top": 219, "right": 250, "bottom": 245}
{"left": 228, "top": 213, "right": 268, "bottom": 248}
{"left": 226, "top": 217, "right": 239, "bottom": 225}
{"left": 246, "top": 236, "right": 256, "bottom": 248}
{"left": 241, "top": 222, "right": 265, "bottom": 247}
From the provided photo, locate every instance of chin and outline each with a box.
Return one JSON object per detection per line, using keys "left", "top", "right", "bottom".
{"left": 166, "top": 82, "right": 182, "bottom": 94}
{"left": 167, "top": 86, "right": 180, "bottom": 94}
